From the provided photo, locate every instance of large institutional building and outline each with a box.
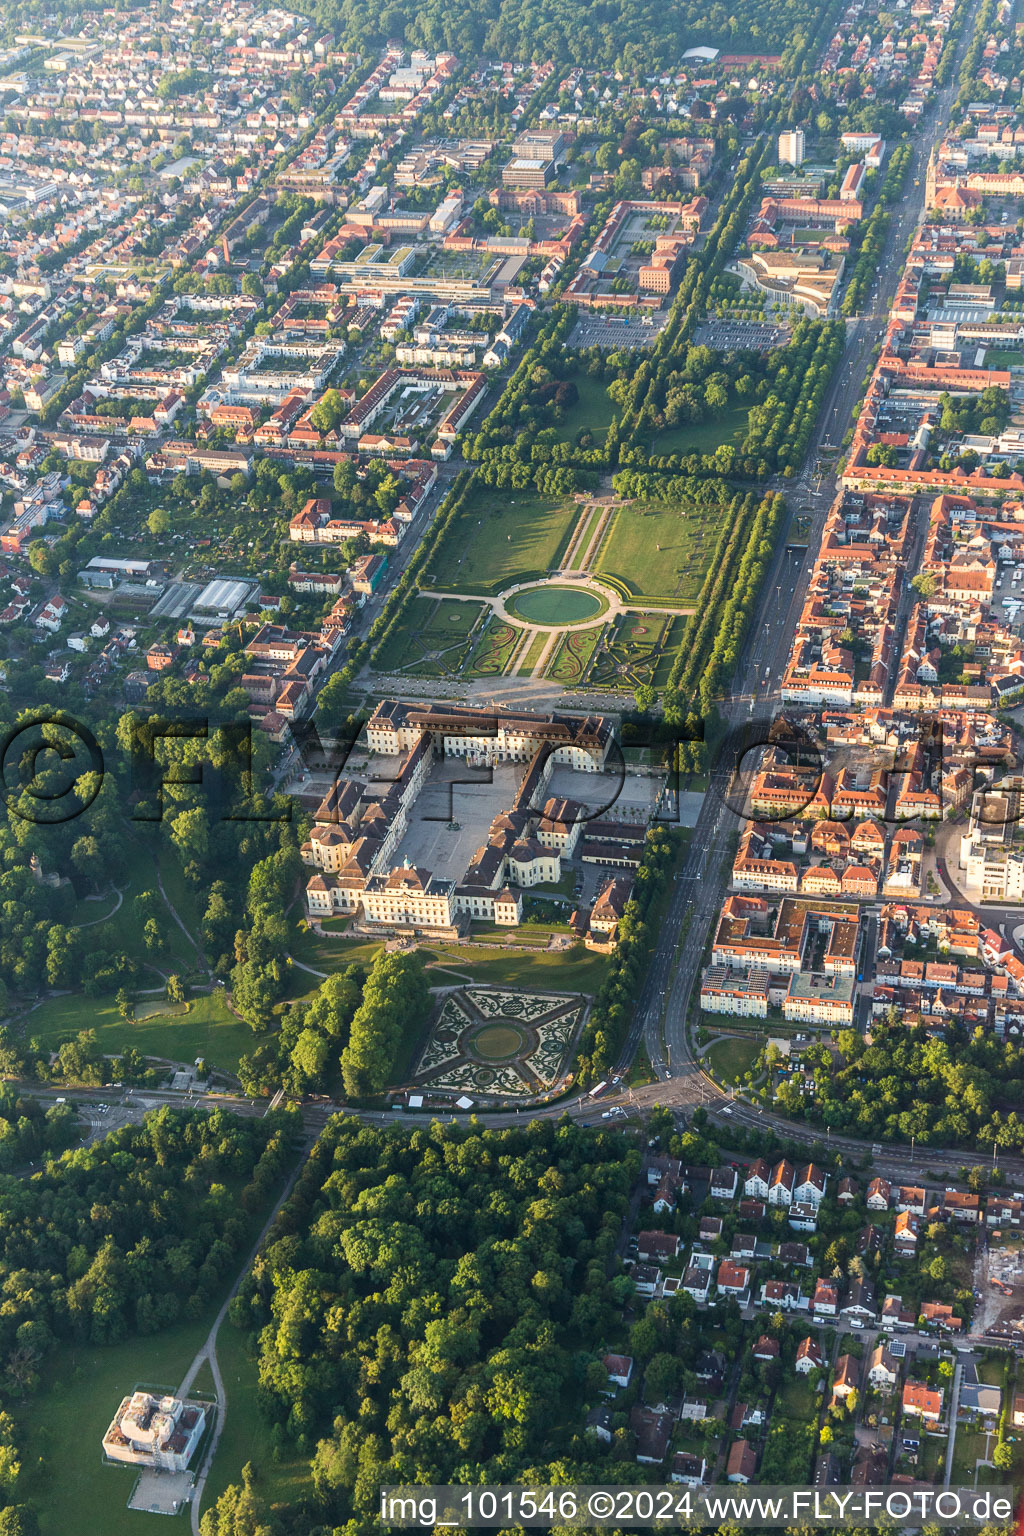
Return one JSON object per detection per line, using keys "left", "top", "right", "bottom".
{"left": 304, "top": 702, "right": 633, "bottom": 944}
{"left": 103, "top": 1390, "right": 206, "bottom": 1474}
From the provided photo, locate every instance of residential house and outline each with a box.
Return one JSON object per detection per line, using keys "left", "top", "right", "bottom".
{"left": 670, "top": 1451, "right": 707, "bottom": 1487}
{"left": 682, "top": 1259, "right": 713, "bottom": 1303}
{"left": 793, "top": 1163, "right": 827, "bottom": 1207}
{"left": 711, "top": 1166, "right": 739, "bottom": 1200}
{"left": 726, "top": 1439, "right": 758, "bottom": 1483}
{"left": 919, "top": 1301, "right": 962, "bottom": 1332}
{"left": 768, "top": 1159, "right": 795, "bottom": 1207}
{"left": 902, "top": 1381, "right": 944, "bottom": 1423}
{"left": 841, "top": 1277, "right": 877, "bottom": 1328}
{"left": 812, "top": 1278, "right": 839, "bottom": 1317}
{"left": 758, "top": 1279, "right": 807, "bottom": 1312}
{"left": 867, "top": 1344, "right": 899, "bottom": 1391}
{"left": 585, "top": 1404, "right": 613, "bottom": 1444}
{"left": 637, "top": 1231, "right": 679, "bottom": 1264}
{"left": 795, "top": 1336, "right": 825, "bottom": 1375}
{"left": 831, "top": 1354, "right": 859, "bottom": 1404}
{"left": 894, "top": 1210, "right": 921, "bottom": 1255}
{"left": 745, "top": 1158, "right": 771, "bottom": 1200}
{"left": 602, "top": 1354, "right": 634, "bottom": 1390}
{"left": 716, "top": 1260, "right": 751, "bottom": 1304}
{"left": 630, "top": 1406, "right": 672, "bottom": 1465}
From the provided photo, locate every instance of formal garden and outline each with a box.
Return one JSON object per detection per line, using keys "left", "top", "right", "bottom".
{"left": 547, "top": 626, "right": 603, "bottom": 685}
{"left": 586, "top": 612, "right": 681, "bottom": 691}
{"left": 464, "top": 619, "right": 525, "bottom": 676}
{"left": 372, "top": 593, "right": 488, "bottom": 676}
{"left": 411, "top": 986, "right": 585, "bottom": 1097}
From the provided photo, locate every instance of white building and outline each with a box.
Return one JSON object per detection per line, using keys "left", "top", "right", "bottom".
{"left": 103, "top": 1391, "right": 206, "bottom": 1473}
{"left": 778, "top": 129, "right": 805, "bottom": 167}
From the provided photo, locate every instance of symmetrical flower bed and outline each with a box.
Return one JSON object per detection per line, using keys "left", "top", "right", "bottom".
{"left": 412, "top": 987, "right": 584, "bottom": 1097}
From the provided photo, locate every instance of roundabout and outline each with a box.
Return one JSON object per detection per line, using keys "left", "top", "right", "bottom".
{"left": 499, "top": 578, "right": 615, "bottom": 629}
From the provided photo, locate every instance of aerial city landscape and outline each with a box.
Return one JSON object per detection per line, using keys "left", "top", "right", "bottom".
{"left": 7, "top": 0, "right": 1024, "bottom": 1529}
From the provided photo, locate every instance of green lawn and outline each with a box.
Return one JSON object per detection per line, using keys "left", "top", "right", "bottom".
{"left": 551, "top": 371, "right": 617, "bottom": 447}
{"left": 951, "top": 1426, "right": 991, "bottom": 1485}
{"left": 652, "top": 615, "right": 691, "bottom": 688}
{"left": 18, "top": 1313, "right": 218, "bottom": 1536}
{"left": 516, "top": 630, "right": 550, "bottom": 673}
{"left": 421, "top": 943, "right": 610, "bottom": 994}
{"left": 651, "top": 401, "right": 748, "bottom": 457}
{"left": 774, "top": 1375, "right": 816, "bottom": 1419}
{"left": 289, "top": 925, "right": 611, "bottom": 997}
{"left": 202, "top": 1322, "right": 312, "bottom": 1517}
{"left": 287, "top": 924, "right": 383, "bottom": 977}
{"left": 425, "top": 485, "right": 580, "bottom": 595}
{"left": 594, "top": 501, "right": 720, "bottom": 605}
{"left": 24, "top": 988, "right": 267, "bottom": 1077}
{"left": 79, "top": 841, "right": 197, "bottom": 974}
{"left": 704, "top": 1034, "right": 764, "bottom": 1084}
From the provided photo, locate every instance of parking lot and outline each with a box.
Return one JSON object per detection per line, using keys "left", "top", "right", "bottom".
{"left": 569, "top": 313, "right": 667, "bottom": 349}
{"left": 694, "top": 318, "right": 790, "bottom": 351}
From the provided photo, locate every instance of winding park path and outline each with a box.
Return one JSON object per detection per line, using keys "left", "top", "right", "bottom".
{"left": 178, "top": 1135, "right": 316, "bottom": 1536}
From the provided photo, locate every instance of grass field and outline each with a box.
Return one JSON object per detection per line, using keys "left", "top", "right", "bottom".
{"left": 551, "top": 371, "right": 617, "bottom": 446}
{"left": 421, "top": 943, "right": 610, "bottom": 994}
{"left": 425, "top": 485, "right": 579, "bottom": 595}
{"left": 704, "top": 1034, "right": 763, "bottom": 1084}
{"left": 81, "top": 841, "right": 198, "bottom": 974}
{"left": 288, "top": 926, "right": 610, "bottom": 995}
{"left": 287, "top": 923, "right": 383, "bottom": 976}
{"left": 373, "top": 594, "right": 486, "bottom": 675}
{"left": 984, "top": 349, "right": 1024, "bottom": 368}
{"left": 594, "top": 500, "right": 718, "bottom": 604}
{"left": 19, "top": 1312, "right": 218, "bottom": 1536}
{"left": 25, "top": 988, "right": 267, "bottom": 1076}
{"left": 950, "top": 1426, "right": 991, "bottom": 1485}
{"left": 516, "top": 630, "right": 550, "bottom": 673}
{"left": 652, "top": 615, "right": 690, "bottom": 688}
{"left": 651, "top": 401, "right": 748, "bottom": 457}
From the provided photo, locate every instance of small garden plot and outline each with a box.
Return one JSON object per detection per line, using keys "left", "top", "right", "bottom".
{"left": 465, "top": 619, "right": 524, "bottom": 677}
{"left": 547, "top": 627, "right": 601, "bottom": 685}
{"left": 411, "top": 986, "right": 584, "bottom": 1097}
{"left": 587, "top": 613, "right": 674, "bottom": 691}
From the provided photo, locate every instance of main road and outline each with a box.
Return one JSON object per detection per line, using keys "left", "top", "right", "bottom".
{"left": 633, "top": 0, "right": 989, "bottom": 1144}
